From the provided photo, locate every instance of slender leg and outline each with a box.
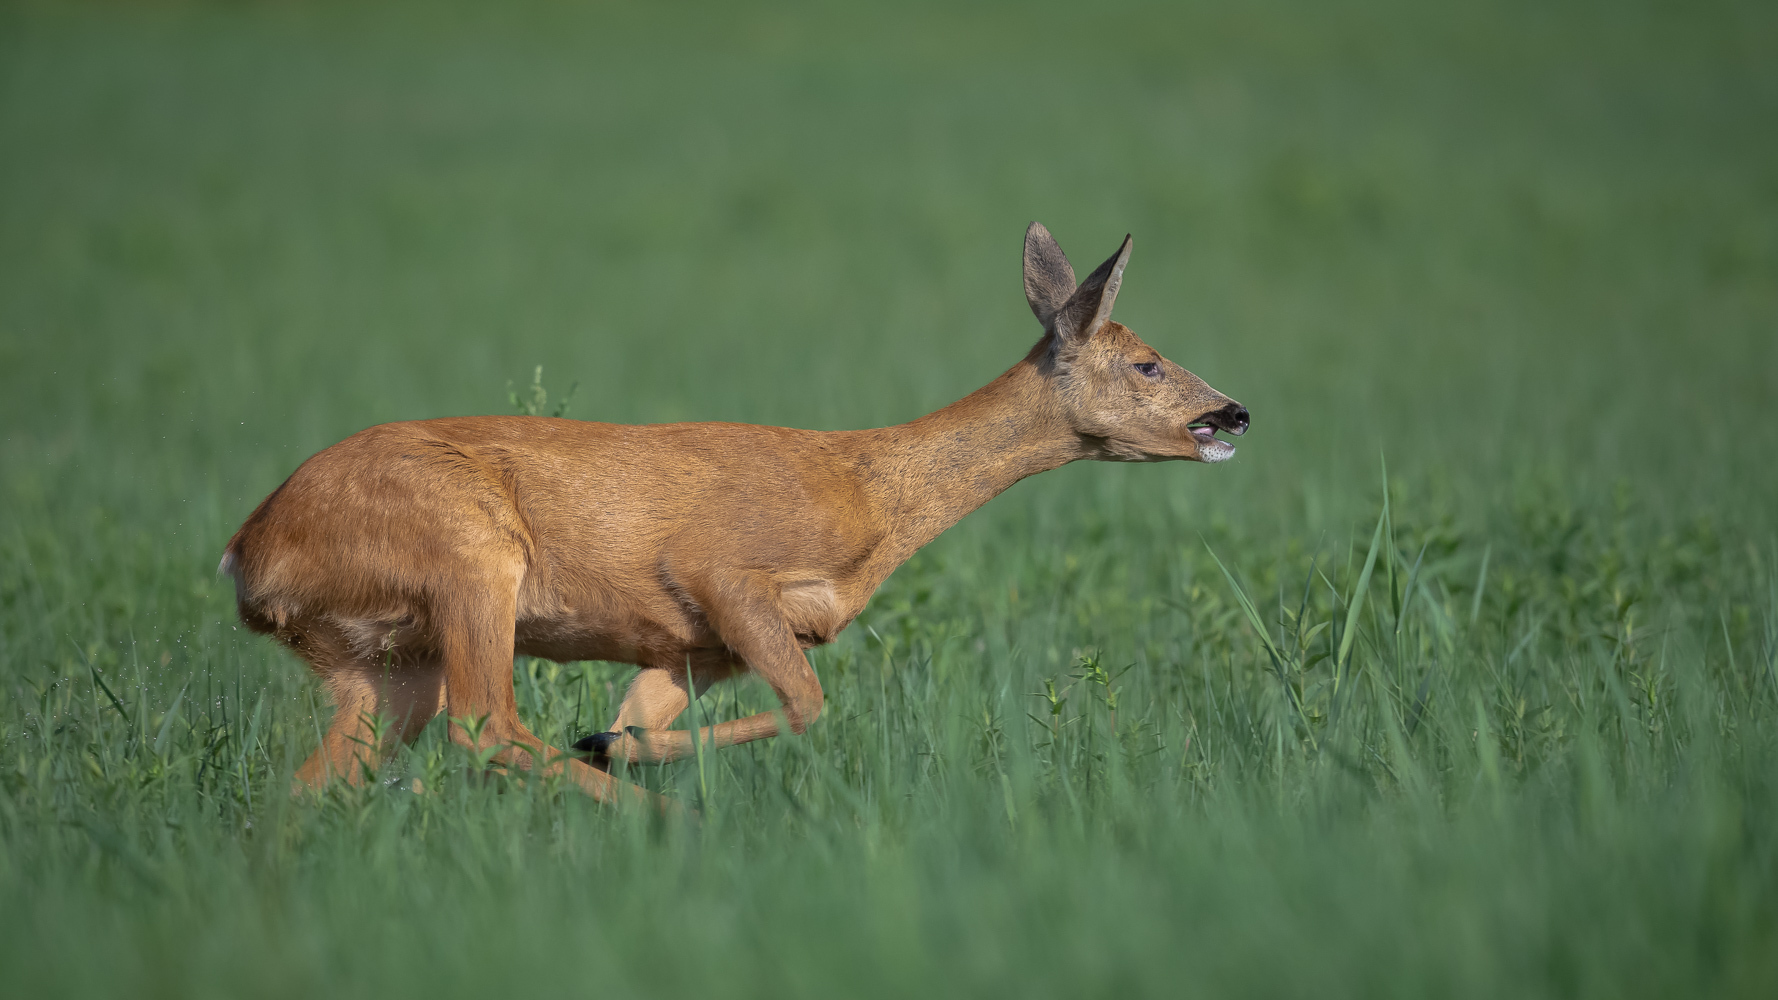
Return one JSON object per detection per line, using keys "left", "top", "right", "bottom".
{"left": 610, "top": 667, "right": 691, "bottom": 733}
{"left": 294, "top": 666, "right": 380, "bottom": 790}
{"left": 589, "top": 571, "right": 824, "bottom": 766}
{"left": 291, "top": 629, "right": 444, "bottom": 792}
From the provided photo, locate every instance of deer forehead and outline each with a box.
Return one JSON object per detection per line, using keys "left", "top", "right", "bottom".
{"left": 1093, "top": 322, "right": 1146, "bottom": 352}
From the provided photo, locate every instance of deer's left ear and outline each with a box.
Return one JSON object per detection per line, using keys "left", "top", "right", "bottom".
{"left": 1023, "top": 222, "right": 1077, "bottom": 329}
{"left": 1053, "top": 234, "right": 1131, "bottom": 343}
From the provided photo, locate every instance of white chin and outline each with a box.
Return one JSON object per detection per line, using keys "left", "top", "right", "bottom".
{"left": 1197, "top": 438, "right": 1236, "bottom": 463}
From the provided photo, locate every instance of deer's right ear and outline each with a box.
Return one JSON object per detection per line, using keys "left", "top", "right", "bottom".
{"left": 1023, "top": 222, "right": 1077, "bottom": 329}
{"left": 1051, "top": 234, "right": 1131, "bottom": 344}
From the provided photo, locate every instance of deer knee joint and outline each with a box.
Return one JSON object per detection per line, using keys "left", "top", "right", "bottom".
{"left": 785, "top": 692, "right": 823, "bottom": 734}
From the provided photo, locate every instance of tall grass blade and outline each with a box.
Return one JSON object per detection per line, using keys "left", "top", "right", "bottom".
{"left": 87, "top": 663, "right": 131, "bottom": 726}
{"left": 686, "top": 660, "right": 709, "bottom": 811}
{"left": 1397, "top": 542, "right": 1428, "bottom": 635}
{"left": 1204, "top": 542, "right": 1287, "bottom": 674}
{"left": 1338, "top": 505, "right": 1389, "bottom": 677}
{"left": 1470, "top": 544, "right": 1492, "bottom": 628}
{"left": 153, "top": 680, "right": 190, "bottom": 758}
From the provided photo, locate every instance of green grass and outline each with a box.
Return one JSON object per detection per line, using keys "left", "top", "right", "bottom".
{"left": 4, "top": 0, "right": 1777, "bottom": 995}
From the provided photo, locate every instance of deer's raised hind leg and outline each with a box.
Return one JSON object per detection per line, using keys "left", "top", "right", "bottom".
{"left": 584, "top": 667, "right": 688, "bottom": 766}
{"left": 581, "top": 653, "right": 738, "bottom": 766}
{"left": 579, "top": 571, "right": 825, "bottom": 766}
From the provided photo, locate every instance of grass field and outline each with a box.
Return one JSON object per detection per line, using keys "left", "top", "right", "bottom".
{"left": 3, "top": 1, "right": 1777, "bottom": 995}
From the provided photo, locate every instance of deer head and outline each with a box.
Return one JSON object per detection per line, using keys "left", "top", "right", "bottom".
{"left": 1022, "top": 222, "right": 1248, "bottom": 463}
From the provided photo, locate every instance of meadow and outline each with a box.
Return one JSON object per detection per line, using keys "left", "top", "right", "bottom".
{"left": 2, "top": 1, "right": 1776, "bottom": 995}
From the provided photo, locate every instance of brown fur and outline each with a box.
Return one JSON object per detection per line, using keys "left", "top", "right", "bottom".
{"left": 223, "top": 224, "right": 1248, "bottom": 809}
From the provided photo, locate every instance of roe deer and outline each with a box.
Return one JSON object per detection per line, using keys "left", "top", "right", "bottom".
{"left": 221, "top": 223, "right": 1248, "bottom": 809}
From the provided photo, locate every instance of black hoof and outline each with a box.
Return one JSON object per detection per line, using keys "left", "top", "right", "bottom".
{"left": 572, "top": 731, "right": 621, "bottom": 756}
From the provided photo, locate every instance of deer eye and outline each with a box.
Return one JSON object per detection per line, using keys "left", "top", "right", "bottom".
{"left": 1133, "top": 362, "right": 1161, "bottom": 379}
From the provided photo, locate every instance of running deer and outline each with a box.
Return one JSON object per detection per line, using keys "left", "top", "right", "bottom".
{"left": 221, "top": 223, "right": 1248, "bottom": 809}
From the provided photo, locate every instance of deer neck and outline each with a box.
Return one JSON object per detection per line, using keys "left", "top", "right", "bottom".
{"left": 863, "top": 355, "right": 1083, "bottom": 563}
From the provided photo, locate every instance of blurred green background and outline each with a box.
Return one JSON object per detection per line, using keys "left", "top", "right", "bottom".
{"left": 2, "top": 1, "right": 1775, "bottom": 996}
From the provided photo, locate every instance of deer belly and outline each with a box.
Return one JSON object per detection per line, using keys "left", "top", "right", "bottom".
{"left": 512, "top": 613, "right": 674, "bottom": 666}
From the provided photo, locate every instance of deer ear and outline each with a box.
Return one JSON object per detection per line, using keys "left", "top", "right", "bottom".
{"left": 1023, "top": 222, "right": 1077, "bottom": 328}
{"left": 1053, "top": 234, "right": 1132, "bottom": 342}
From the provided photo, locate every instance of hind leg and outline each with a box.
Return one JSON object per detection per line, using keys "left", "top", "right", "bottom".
{"left": 582, "top": 652, "right": 755, "bottom": 766}
{"left": 290, "top": 629, "right": 445, "bottom": 791}
{"left": 613, "top": 667, "right": 690, "bottom": 730}
{"left": 578, "top": 574, "right": 824, "bottom": 765}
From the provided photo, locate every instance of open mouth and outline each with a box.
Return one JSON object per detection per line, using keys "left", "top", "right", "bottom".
{"left": 1187, "top": 424, "right": 1237, "bottom": 463}
{"left": 1187, "top": 404, "right": 1248, "bottom": 464}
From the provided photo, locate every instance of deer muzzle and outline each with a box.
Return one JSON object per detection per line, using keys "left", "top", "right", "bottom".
{"left": 1187, "top": 402, "right": 1249, "bottom": 463}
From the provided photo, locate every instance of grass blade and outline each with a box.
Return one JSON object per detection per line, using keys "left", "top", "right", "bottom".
{"left": 1397, "top": 542, "right": 1428, "bottom": 635}
{"left": 153, "top": 681, "right": 190, "bottom": 758}
{"left": 1338, "top": 504, "right": 1389, "bottom": 676}
{"left": 1470, "top": 544, "right": 1492, "bottom": 628}
{"left": 1204, "top": 542, "right": 1287, "bottom": 673}
{"left": 87, "top": 663, "right": 131, "bottom": 727}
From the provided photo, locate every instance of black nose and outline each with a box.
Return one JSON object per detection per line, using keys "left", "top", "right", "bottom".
{"left": 1210, "top": 403, "right": 1250, "bottom": 437}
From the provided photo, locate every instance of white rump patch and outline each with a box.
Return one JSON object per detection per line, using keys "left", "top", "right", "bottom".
{"left": 218, "top": 550, "right": 247, "bottom": 604}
